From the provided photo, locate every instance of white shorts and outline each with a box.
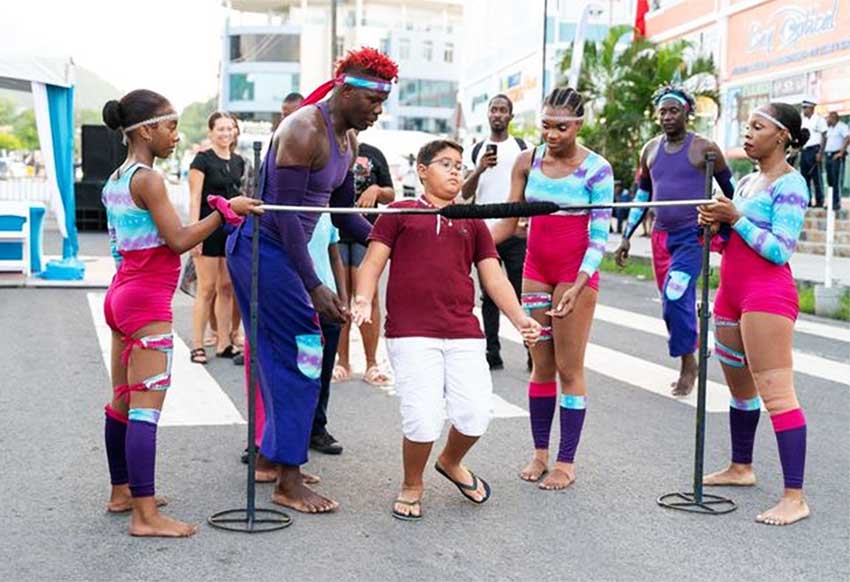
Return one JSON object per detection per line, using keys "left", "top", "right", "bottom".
{"left": 386, "top": 337, "right": 493, "bottom": 443}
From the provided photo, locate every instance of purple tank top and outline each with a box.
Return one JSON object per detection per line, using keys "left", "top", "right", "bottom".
{"left": 649, "top": 132, "right": 704, "bottom": 232}
{"left": 262, "top": 101, "right": 353, "bottom": 240}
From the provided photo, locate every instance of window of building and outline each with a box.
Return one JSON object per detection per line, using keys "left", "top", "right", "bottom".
{"left": 398, "top": 79, "right": 458, "bottom": 108}
{"left": 229, "top": 72, "right": 300, "bottom": 103}
{"left": 399, "top": 38, "right": 410, "bottom": 60}
{"left": 380, "top": 38, "right": 390, "bottom": 55}
{"left": 230, "top": 34, "right": 300, "bottom": 63}
{"left": 335, "top": 37, "right": 345, "bottom": 59}
{"left": 444, "top": 43, "right": 454, "bottom": 64}
{"left": 423, "top": 40, "right": 433, "bottom": 62}
{"left": 400, "top": 117, "right": 451, "bottom": 134}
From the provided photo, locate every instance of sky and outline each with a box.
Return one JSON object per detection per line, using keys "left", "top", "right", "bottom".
{"left": 1, "top": 0, "right": 226, "bottom": 110}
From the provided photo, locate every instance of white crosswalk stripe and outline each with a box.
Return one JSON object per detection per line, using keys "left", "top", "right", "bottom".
{"left": 87, "top": 293, "right": 245, "bottom": 427}
{"left": 594, "top": 304, "right": 849, "bottom": 385}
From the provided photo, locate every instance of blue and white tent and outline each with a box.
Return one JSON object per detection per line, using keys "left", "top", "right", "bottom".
{"left": 0, "top": 55, "right": 83, "bottom": 279}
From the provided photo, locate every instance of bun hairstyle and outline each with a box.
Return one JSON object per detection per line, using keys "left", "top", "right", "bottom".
{"left": 102, "top": 89, "right": 170, "bottom": 132}
{"left": 543, "top": 86, "right": 585, "bottom": 117}
{"left": 767, "top": 102, "right": 809, "bottom": 149}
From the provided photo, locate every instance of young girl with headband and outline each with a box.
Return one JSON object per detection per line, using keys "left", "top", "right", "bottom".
{"left": 492, "top": 86, "right": 614, "bottom": 490}
{"left": 100, "top": 90, "right": 261, "bottom": 537}
{"left": 698, "top": 102, "right": 811, "bottom": 526}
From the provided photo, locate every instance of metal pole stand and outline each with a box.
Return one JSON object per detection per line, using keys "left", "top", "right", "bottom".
{"left": 209, "top": 141, "right": 292, "bottom": 533}
{"left": 658, "top": 152, "right": 736, "bottom": 516}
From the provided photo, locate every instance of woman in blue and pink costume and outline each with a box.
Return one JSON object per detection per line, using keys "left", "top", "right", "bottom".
{"left": 101, "top": 89, "right": 261, "bottom": 537}
{"left": 492, "top": 87, "right": 613, "bottom": 490}
{"left": 699, "top": 102, "right": 811, "bottom": 526}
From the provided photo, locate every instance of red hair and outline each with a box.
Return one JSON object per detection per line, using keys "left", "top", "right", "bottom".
{"left": 334, "top": 47, "right": 399, "bottom": 82}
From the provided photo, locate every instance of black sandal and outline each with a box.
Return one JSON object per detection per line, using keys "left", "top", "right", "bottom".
{"left": 216, "top": 345, "right": 239, "bottom": 358}
{"left": 391, "top": 499, "right": 423, "bottom": 521}
{"left": 435, "top": 463, "right": 491, "bottom": 504}
{"left": 190, "top": 347, "right": 208, "bottom": 364}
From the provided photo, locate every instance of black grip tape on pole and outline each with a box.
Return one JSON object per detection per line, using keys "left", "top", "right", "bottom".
{"left": 439, "top": 201, "right": 560, "bottom": 220}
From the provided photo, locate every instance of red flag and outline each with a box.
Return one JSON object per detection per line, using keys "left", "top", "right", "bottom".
{"left": 635, "top": 0, "right": 649, "bottom": 38}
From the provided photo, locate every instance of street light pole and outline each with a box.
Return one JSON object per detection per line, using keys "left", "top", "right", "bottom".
{"left": 541, "top": 0, "right": 548, "bottom": 105}
{"left": 331, "top": 0, "right": 339, "bottom": 72}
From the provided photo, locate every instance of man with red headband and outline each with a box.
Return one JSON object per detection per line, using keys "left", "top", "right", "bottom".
{"left": 614, "top": 85, "right": 735, "bottom": 397}
{"left": 227, "top": 48, "right": 398, "bottom": 514}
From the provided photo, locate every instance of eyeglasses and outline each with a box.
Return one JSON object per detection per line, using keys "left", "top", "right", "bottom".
{"left": 427, "top": 158, "right": 464, "bottom": 173}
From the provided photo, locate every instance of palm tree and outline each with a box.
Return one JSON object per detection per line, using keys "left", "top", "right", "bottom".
{"left": 557, "top": 26, "right": 720, "bottom": 186}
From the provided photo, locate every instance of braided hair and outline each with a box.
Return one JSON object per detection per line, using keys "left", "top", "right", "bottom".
{"left": 652, "top": 84, "right": 696, "bottom": 114}
{"left": 543, "top": 86, "right": 585, "bottom": 117}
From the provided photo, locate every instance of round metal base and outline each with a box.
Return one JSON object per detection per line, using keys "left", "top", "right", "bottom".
{"left": 657, "top": 492, "right": 737, "bottom": 515}
{"left": 208, "top": 508, "right": 292, "bottom": 533}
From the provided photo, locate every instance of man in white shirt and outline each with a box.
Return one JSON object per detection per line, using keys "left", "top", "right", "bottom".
{"left": 462, "top": 94, "right": 528, "bottom": 370}
{"left": 825, "top": 111, "right": 849, "bottom": 211}
{"left": 800, "top": 99, "right": 828, "bottom": 207}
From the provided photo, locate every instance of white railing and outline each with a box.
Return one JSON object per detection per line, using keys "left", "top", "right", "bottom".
{"left": 0, "top": 178, "right": 52, "bottom": 203}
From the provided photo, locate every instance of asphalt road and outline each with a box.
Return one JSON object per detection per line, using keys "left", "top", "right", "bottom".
{"left": 0, "top": 266, "right": 847, "bottom": 581}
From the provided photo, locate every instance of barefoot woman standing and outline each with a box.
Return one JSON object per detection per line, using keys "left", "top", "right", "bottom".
{"left": 700, "top": 102, "right": 811, "bottom": 526}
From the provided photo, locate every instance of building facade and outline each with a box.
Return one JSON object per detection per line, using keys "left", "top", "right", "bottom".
{"left": 646, "top": 0, "right": 850, "bottom": 153}
{"left": 220, "top": 0, "right": 462, "bottom": 133}
{"left": 460, "top": 0, "right": 636, "bottom": 140}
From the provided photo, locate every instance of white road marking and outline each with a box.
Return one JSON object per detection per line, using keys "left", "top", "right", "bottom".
{"left": 87, "top": 293, "right": 245, "bottom": 427}
{"left": 486, "top": 311, "right": 731, "bottom": 413}
{"left": 594, "top": 304, "right": 849, "bottom": 386}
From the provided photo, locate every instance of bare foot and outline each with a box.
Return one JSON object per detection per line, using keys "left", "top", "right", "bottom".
{"left": 703, "top": 464, "right": 756, "bottom": 487}
{"left": 301, "top": 470, "right": 321, "bottom": 485}
{"left": 756, "top": 493, "right": 810, "bottom": 526}
{"left": 539, "top": 463, "right": 576, "bottom": 490}
{"left": 671, "top": 355, "right": 697, "bottom": 397}
{"left": 128, "top": 498, "right": 197, "bottom": 537}
{"left": 272, "top": 483, "right": 338, "bottom": 514}
{"left": 106, "top": 485, "right": 168, "bottom": 513}
{"left": 519, "top": 457, "right": 548, "bottom": 482}
{"left": 255, "top": 468, "right": 277, "bottom": 483}
{"left": 392, "top": 485, "right": 423, "bottom": 520}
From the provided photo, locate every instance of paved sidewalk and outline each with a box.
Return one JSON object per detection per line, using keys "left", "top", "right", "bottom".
{"left": 607, "top": 233, "right": 850, "bottom": 287}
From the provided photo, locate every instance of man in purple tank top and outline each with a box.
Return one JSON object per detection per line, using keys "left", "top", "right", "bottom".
{"left": 227, "top": 48, "right": 398, "bottom": 514}
{"left": 615, "top": 85, "right": 736, "bottom": 397}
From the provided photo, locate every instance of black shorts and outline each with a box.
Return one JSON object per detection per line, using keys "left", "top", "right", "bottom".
{"left": 202, "top": 225, "right": 228, "bottom": 257}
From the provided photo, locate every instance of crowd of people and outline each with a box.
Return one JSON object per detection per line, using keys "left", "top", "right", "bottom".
{"left": 97, "top": 46, "right": 815, "bottom": 537}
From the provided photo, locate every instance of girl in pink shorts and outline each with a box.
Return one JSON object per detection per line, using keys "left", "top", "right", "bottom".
{"left": 698, "top": 102, "right": 812, "bottom": 527}
{"left": 100, "top": 89, "right": 260, "bottom": 537}
{"left": 492, "top": 87, "right": 613, "bottom": 492}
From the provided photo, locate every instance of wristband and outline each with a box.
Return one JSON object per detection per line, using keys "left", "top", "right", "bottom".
{"left": 207, "top": 195, "right": 244, "bottom": 226}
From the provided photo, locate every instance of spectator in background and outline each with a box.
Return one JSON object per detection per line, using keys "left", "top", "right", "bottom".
{"left": 461, "top": 94, "right": 528, "bottom": 371}
{"left": 274, "top": 92, "right": 304, "bottom": 131}
{"left": 188, "top": 112, "right": 246, "bottom": 364}
{"left": 825, "top": 111, "right": 849, "bottom": 212}
{"left": 800, "top": 99, "right": 828, "bottom": 208}
{"left": 334, "top": 142, "right": 395, "bottom": 386}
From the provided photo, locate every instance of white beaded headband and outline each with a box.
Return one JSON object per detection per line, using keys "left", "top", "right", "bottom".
{"left": 541, "top": 115, "right": 584, "bottom": 123}
{"left": 122, "top": 113, "right": 179, "bottom": 144}
{"left": 752, "top": 108, "right": 788, "bottom": 132}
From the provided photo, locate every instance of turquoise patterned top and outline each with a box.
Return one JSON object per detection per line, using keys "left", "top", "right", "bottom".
{"left": 732, "top": 171, "right": 808, "bottom": 265}
{"left": 102, "top": 162, "right": 166, "bottom": 266}
{"left": 525, "top": 145, "right": 614, "bottom": 277}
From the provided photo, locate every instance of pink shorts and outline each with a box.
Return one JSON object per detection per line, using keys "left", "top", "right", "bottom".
{"left": 523, "top": 214, "right": 600, "bottom": 291}
{"left": 713, "top": 232, "right": 798, "bottom": 323}
{"left": 104, "top": 246, "right": 181, "bottom": 336}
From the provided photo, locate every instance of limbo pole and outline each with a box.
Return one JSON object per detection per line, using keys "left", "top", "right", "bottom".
{"left": 657, "top": 151, "right": 736, "bottom": 516}
{"left": 209, "top": 141, "right": 292, "bottom": 533}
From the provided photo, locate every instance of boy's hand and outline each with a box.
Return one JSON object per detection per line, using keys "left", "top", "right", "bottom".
{"left": 229, "top": 196, "right": 264, "bottom": 216}
{"left": 351, "top": 295, "right": 372, "bottom": 326}
{"left": 514, "top": 316, "right": 542, "bottom": 346}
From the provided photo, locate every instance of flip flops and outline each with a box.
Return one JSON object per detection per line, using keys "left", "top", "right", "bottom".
{"left": 363, "top": 365, "right": 392, "bottom": 386}
{"left": 434, "top": 463, "right": 492, "bottom": 505}
{"left": 391, "top": 498, "right": 423, "bottom": 521}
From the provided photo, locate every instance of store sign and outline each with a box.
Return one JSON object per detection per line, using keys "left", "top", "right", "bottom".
{"left": 747, "top": 0, "right": 838, "bottom": 55}
{"left": 727, "top": 0, "right": 849, "bottom": 79}
{"left": 771, "top": 74, "right": 807, "bottom": 99}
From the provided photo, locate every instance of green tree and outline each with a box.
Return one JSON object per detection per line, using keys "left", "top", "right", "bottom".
{"left": 12, "top": 109, "right": 39, "bottom": 151}
{"left": 559, "top": 26, "right": 720, "bottom": 186}
{"left": 0, "top": 132, "right": 23, "bottom": 150}
{"left": 180, "top": 97, "right": 217, "bottom": 148}
{"left": 0, "top": 97, "right": 16, "bottom": 127}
